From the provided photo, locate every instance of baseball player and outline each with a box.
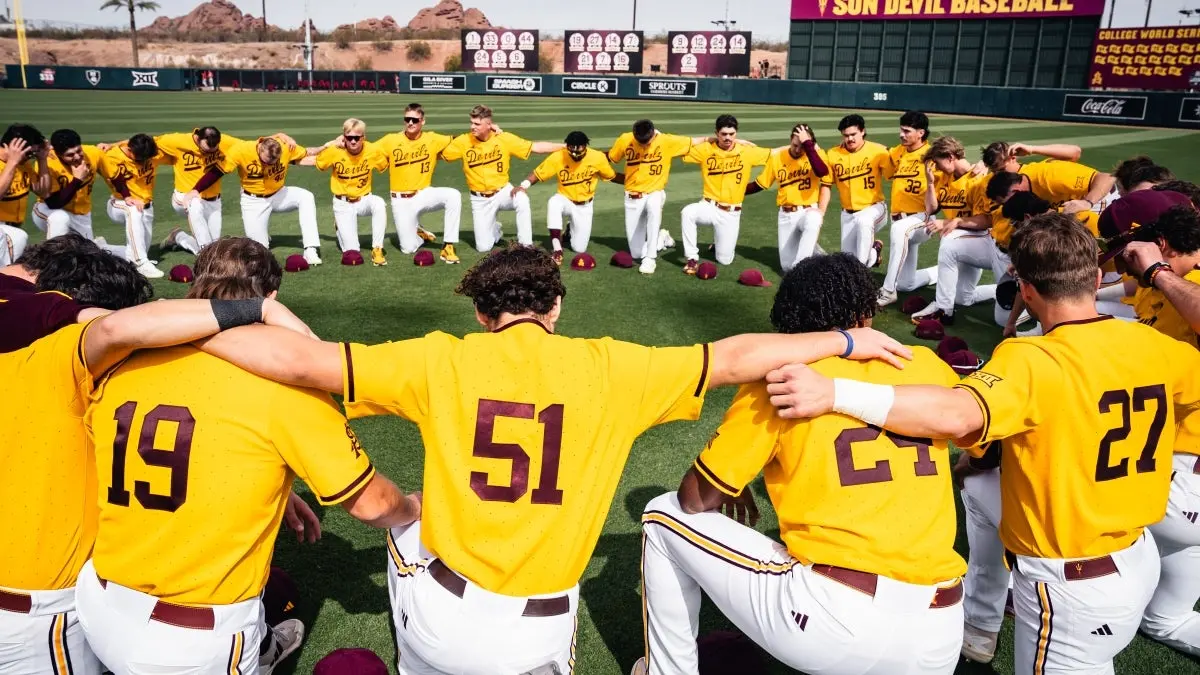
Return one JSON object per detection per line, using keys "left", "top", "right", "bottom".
{"left": 908, "top": 136, "right": 995, "bottom": 325}
{"left": 636, "top": 253, "right": 964, "bottom": 675}
{"left": 679, "top": 115, "right": 771, "bottom": 273}
{"left": 440, "top": 105, "right": 564, "bottom": 253}
{"left": 0, "top": 125, "right": 51, "bottom": 265}
{"left": 826, "top": 115, "right": 887, "bottom": 270}
{"left": 0, "top": 249, "right": 297, "bottom": 675}
{"left": 877, "top": 111, "right": 938, "bottom": 307}
{"left": 30, "top": 129, "right": 127, "bottom": 258}
{"left": 607, "top": 120, "right": 706, "bottom": 274}
{"left": 744, "top": 123, "right": 831, "bottom": 272}
{"left": 1112, "top": 156, "right": 1175, "bottom": 195}
{"left": 185, "top": 134, "right": 330, "bottom": 266}
{"left": 196, "top": 244, "right": 912, "bottom": 675}
{"left": 309, "top": 118, "right": 390, "bottom": 263}
{"left": 78, "top": 238, "right": 421, "bottom": 674}
{"left": 154, "top": 126, "right": 248, "bottom": 255}
{"left": 766, "top": 212, "right": 1200, "bottom": 674}
{"left": 375, "top": 103, "right": 462, "bottom": 264}
{"left": 512, "top": 130, "right": 622, "bottom": 265}
{"left": 97, "top": 133, "right": 173, "bottom": 279}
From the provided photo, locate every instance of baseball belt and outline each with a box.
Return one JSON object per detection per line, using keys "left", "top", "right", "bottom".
{"left": 780, "top": 205, "right": 800, "bottom": 213}
{"left": 1, "top": 220, "right": 19, "bottom": 227}
{"left": 844, "top": 208, "right": 861, "bottom": 214}
{"left": 810, "top": 564, "right": 963, "bottom": 609}
{"left": 200, "top": 195, "right": 220, "bottom": 202}
{"left": 98, "top": 577, "right": 216, "bottom": 630}
{"left": 892, "top": 212, "right": 921, "bottom": 222}
{"left": 0, "top": 193, "right": 27, "bottom": 202}
{"left": 244, "top": 188, "right": 281, "bottom": 199}
{"left": 626, "top": 192, "right": 644, "bottom": 200}
{"left": 470, "top": 190, "right": 498, "bottom": 198}
{"left": 334, "top": 195, "right": 363, "bottom": 204}
{"left": 392, "top": 191, "right": 418, "bottom": 199}
{"left": 0, "top": 588, "right": 32, "bottom": 613}
{"left": 427, "top": 559, "right": 570, "bottom": 618}
{"left": 570, "top": 198, "right": 593, "bottom": 206}
{"left": 704, "top": 198, "right": 742, "bottom": 213}
{"left": 1003, "top": 551, "right": 1119, "bottom": 581}
{"left": 112, "top": 198, "right": 152, "bottom": 208}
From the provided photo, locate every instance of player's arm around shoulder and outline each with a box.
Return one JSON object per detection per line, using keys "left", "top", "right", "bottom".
{"left": 196, "top": 324, "right": 345, "bottom": 395}
{"left": 706, "top": 327, "right": 912, "bottom": 389}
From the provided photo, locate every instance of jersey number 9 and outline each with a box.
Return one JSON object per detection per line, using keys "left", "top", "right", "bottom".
{"left": 470, "top": 399, "right": 565, "bottom": 505}
{"left": 107, "top": 401, "right": 194, "bottom": 512}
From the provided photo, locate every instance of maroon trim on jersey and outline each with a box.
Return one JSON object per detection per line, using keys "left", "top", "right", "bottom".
{"left": 492, "top": 317, "right": 551, "bottom": 334}
{"left": 801, "top": 140, "right": 829, "bottom": 177}
{"left": 954, "top": 383, "right": 993, "bottom": 444}
{"left": 1044, "top": 315, "right": 1114, "bottom": 334}
{"left": 341, "top": 342, "right": 356, "bottom": 403}
{"left": 45, "top": 178, "right": 83, "bottom": 210}
{"left": 693, "top": 343, "right": 710, "bottom": 397}
{"left": 319, "top": 463, "right": 374, "bottom": 504}
{"left": 695, "top": 456, "right": 738, "bottom": 495}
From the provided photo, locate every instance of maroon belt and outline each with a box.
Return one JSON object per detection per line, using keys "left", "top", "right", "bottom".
{"left": 810, "top": 564, "right": 963, "bottom": 608}
{"left": 626, "top": 192, "right": 644, "bottom": 199}
{"left": 780, "top": 205, "right": 800, "bottom": 213}
{"left": 1063, "top": 555, "right": 1118, "bottom": 581}
{"left": 704, "top": 198, "right": 742, "bottom": 212}
{"left": 427, "top": 559, "right": 570, "bottom": 618}
{"left": 393, "top": 191, "right": 418, "bottom": 199}
{"left": 0, "top": 588, "right": 32, "bottom": 614}
{"left": 470, "top": 190, "right": 498, "bottom": 198}
{"left": 571, "top": 198, "right": 593, "bottom": 206}
{"left": 335, "top": 194, "right": 363, "bottom": 203}
{"left": 98, "top": 577, "right": 216, "bottom": 630}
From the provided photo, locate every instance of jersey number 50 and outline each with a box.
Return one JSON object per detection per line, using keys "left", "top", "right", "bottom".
{"left": 470, "top": 399, "right": 565, "bottom": 505}
{"left": 107, "top": 402, "right": 194, "bottom": 512}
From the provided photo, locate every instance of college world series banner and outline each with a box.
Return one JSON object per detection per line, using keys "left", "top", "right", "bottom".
{"left": 564, "top": 30, "right": 644, "bottom": 74}
{"left": 666, "top": 31, "right": 751, "bottom": 77}
{"left": 1088, "top": 27, "right": 1200, "bottom": 92}
{"left": 461, "top": 29, "right": 540, "bottom": 72}
{"left": 790, "top": 0, "right": 1104, "bottom": 19}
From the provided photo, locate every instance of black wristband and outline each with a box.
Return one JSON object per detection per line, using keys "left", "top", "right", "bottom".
{"left": 1140, "top": 261, "right": 1170, "bottom": 289}
{"left": 211, "top": 298, "right": 264, "bottom": 331}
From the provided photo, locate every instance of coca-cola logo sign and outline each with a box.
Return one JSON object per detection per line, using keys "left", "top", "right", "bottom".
{"left": 1063, "top": 94, "right": 1147, "bottom": 121}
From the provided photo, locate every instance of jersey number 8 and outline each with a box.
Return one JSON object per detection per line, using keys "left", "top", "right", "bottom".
{"left": 470, "top": 399, "right": 565, "bottom": 505}
{"left": 107, "top": 402, "right": 194, "bottom": 512}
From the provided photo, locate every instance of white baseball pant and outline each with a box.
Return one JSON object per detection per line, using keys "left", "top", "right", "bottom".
{"left": 1142, "top": 454, "right": 1200, "bottom": 655}
{"left": 106, "top": 198, "right": 156, "bottom": 265}
{"left": 961, "top": 470, "right": 1010, "bottom": 635}
{"left": 75, "top": 560, "right": 264, "bottom": 675}
{"left": 169, "top": 191, "right": 213, "bottom": 254}
{"left": 391, "top": 187, "right": 461, "bottom": 253}
{"left": 839, "top": 202, "right": 888, "bottom": 267}
{"left": 681, "top": 200, "right": 742, "bottom": 265}
{"left": 1012, "top": 530, "right": 1159, "bottom": 674}
{"left": 547, "top": 194, "right": 594, "bottom": 253}
{"left": 385, "top": 521, "right": 579, "bottom": 675}
{"left": 0, "top": 224, "right": 28, "bottom": 266}
{"left": 778, "top": 206, "right": 823, "bottom": 272}
{"left": 469, "top": 185, "right": 532, "bottom": 252}
{"left": 882, "top": 213, "right": 937, "bottom": 294}
{"left": 933, "top": 231, "right": 997, "bottom": 313}
{"left": 241, "top": 187, "right": 321, "bottom": 250}
{"left": 332, "top": 195, "right": 387, "bottom": 252}
{"left": 625, "top": 190, "right": 667, "bottom": 260}
{"left": 0, "top": 585, "right": 100, "bottom": 675}
{"left": 990, "top": 242, "right": 1016, "bottom": 327}
{"left": 641, "top": 493, "right": 962, "bottom": 675}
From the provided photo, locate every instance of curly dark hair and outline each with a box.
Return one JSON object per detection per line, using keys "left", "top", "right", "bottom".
{"left": 1001, "top": 191, "right": 1051, "bottom": 222}
{"left": 770, "top": 253, "right": 878, "bottom": 334}
{"left": 1154, "top": 180, "right": 1200, "bottom": 210}
{"left": 1134, "top": 205, "right": 1200, "bottom": 255}
{"left": 980, "top": 142, "right": 1011, "bottom": 172}
{"left": 986, "top": 171, "right": 1025, "bottom": 202}
{"left": 1112, "top": 155, "right": 1173, "bottom": 193}
{"left": 455, "top": 244, "right": 566, "bottom": 320}
{"left": 28, "top": 233, "right": 153, "bottom": 310}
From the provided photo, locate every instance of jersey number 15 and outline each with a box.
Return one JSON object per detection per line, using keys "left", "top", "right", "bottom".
{"left": 470, "top": 399, "right": 566, "bottom": 505}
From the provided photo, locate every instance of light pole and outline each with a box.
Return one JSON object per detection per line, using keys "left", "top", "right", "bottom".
{"left": 632, "top": 0, "right": 637, "bottom": 30}
{"left": 711, "top": 0, "right": 737, "bottom": 31}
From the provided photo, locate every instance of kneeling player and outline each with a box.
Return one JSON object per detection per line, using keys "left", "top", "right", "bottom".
{"left": 98, "top": 134, "right": 172, "bottom": 279}
{"left": 310, "top": 119, "right": 389, "bottom": 263}
{"left": 744, "top": 123, "right": 831, "bottom": 272}
{"left": 878, "top": 111, "right": 937, "bottom": 306}
{"left": 636, "top": 253, "right": 965, "bottom": 675}
{"left": 31, "top": 130, "right": 123, "bottom": 258}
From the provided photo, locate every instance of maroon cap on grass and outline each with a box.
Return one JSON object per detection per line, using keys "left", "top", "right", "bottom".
{"left": 696, "top": 262, "right": 718, "bottom": 280}
{"left": 737, "top": 269, "right": 772, "bottom": 287}
{"left": 936, "top": 335, "right": 970, "bottom": 361}
{"left": 571, "top": 252, "right": 596, "bottom": 270}
{"left": 413, "top": 250, "right": 435, "bottom": 266}
{"left": 262, "top": 566, "right": 298, "bottom": 627}
{"left": 944, "top": 349, "right": 985, "bottom": 374}
{"left": 914, "top": 319, "right": 945, "bottom": 341}
{"left": 284, "top": 255, "right": 309, "bottom": 273}
{"left": 610, "top": 251, "right": 635, "bottom": 268}
{"left": 900, "top": 295, "right": 928, "bottom": 315}
{"left": 313, "top": 648, "right": 388, "bottom": 675}
{"left": 168, "top": 264, "right": 193, "bottom": 283}
{"left": 341, "top": 250, "right": 364, "bottom": 266}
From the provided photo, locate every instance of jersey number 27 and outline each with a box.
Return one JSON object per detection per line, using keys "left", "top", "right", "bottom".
{"left": 470, "top": 398, "right": 565, "bottom": 505}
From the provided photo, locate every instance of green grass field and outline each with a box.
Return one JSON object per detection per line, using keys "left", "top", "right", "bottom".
{"left": 6, "top": 89, "right": 1200, "bottom": 674}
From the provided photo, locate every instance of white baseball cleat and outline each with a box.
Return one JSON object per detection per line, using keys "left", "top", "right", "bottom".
{"left": 259, "top": 618, "right": 305, "bottom": 675}
{"left": 961, "top": 623, "right": 998, "bottom": 663}
{"left": 910, "top": 301, "right": 940, "bottom": 321}
{"left": 877, "top": 288, "right": 898, "bottom": 307}
{"left": 1017, "top": 324, "right": 1044, "bottom": 338}
{"left": 629, "top": 656, "right": 648, "bottom": 675}
{"left": 303, "top": 247, "right": 323, "bottom": 266}
{"left": 160, "top": 227, "right": 183, "bottom": 251}
{"left": 135, "top": 260, "right": 164, "bottom": 279}
{"left": 657, "top": 229, "right": 675, "bottom": 251}
{"left": 639, "top": 258, "right": 656, "bottom": 275}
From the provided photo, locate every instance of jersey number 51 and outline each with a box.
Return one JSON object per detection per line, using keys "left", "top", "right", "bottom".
{"left": 470, "top": 398, "right": 566, "bottom": 505}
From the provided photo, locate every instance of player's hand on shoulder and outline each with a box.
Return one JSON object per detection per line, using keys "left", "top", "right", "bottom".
{"left": 719, "top": 489, "right": 760, "bottom": 527}
{"left": 844, "top": 327, "right": 912, "bottom": 369}
{"left": 1122, "top": 241, "right": 1166, "bottom": 277}
{"left": 1060, "top": 199, "right": 1090, "bottom": 215}
{"left": 284, "top": 491, "right": 322, "bottom": 544}
{"left": 765, "top": 363, "right": 834, "bottom": 420}
{"left": 969, "top": 160, "right": 988, "bottom": 177}
{"left": 261, "top": 297, "right": 319, "bottom": 339}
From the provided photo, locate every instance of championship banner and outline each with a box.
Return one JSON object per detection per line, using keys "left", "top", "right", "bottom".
{"left": 790, "top": 0, "right": 1104, "bottom": 20}
{"left": 666, "top": 31, "right": 751, "bottom": 77}
{"left": 461, "top": 29, "right": 540, "bottom": 72}
{"left": 563, "top": 31, "right": 644, "bottom": 74}
{"left": 1088, "top": 27, "right": 1200, "bottom": 92}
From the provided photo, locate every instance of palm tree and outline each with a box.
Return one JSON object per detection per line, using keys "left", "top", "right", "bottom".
{"left": 100, "top": 0, "right": 161, "bottom": 68}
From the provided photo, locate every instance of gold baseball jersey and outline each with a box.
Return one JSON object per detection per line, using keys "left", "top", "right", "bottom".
{"left": 375, "top": 131, "right": 453, "bottom": 193}
{"left": 754, "top": 147, "right": 833, "bottom": 208}
{"left": 956, "top": 316, "right": 1200, "bottom": 559}
{"left": 0, "top": 322, "right": 97, "bottom": 591}
{"left": 313, "top": 143, "right": 388, "bottom": 200}
{"left": 827, "top": 141, "right": 889, "bottom": 212}
{"left": 99, "top": 144, "right": 171, "bottom": 203}
{"left": 441, "top": 132, "right": 533, "bottom": 193}
{"left": 884, "top": 143, "right": 932, "bottom": 215}
{"left": 41, "top": 145, "right": 105, "bottom": 216}
{"left": 991, "top": 160, "right": 1099, "bottom": 247}
{"left": 0, "top": 158, "right": 36, "bottom": 224}
{"left": 88, "top": 346, "right": 375, "bottom": 605}
{"left": 221, "top": 138, "right": 306, "bottom": 197}
{"left": 607, "top": 132, "right": 693, "bottom": 194}
{"left": 155, "top": 131, "right": 242, "bottom": 198}
{"left": 532, "top": 148, "right": 616, "bottom": 203}
{"left": 694, "top": 349, "right": 965, "bottom": 585}
{"left": 683, "top": 143, "right": 771, "bottom": 206}
{"left": 1134, "top": 270, "right": 1200, "bottom": 456}
{"left": 340, "top": 321, "right": 710, "bottom": 596}
{"left": 933, "top": 171, "right": 988, "bottom": 220}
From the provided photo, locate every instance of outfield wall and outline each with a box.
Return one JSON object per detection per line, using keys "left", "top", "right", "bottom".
{"left": 7, "top": 65, "right": 1199, "bottom": 130}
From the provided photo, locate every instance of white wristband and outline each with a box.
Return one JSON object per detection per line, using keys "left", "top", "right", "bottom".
{"left": 520, "top": 180, "right": 531, "bottom": 189}
{"left": 831, "top": 378, "right": 895, "bottom": 428}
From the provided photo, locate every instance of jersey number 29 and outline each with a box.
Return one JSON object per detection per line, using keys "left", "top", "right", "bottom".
{"left": 470, "top": 399, "right": 565, "bottom": 505}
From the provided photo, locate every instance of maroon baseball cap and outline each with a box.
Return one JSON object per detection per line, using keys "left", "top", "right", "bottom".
{"left": 341, "top": 250, "right": 364, "bottom": 266}
{"left": 284, "top": 254, "right": 309, "bottom": 273}
{"left": 936, "top": 335, "right": 970, "bottom": 361}
{"left": 900, "top": 295, "right": 928, "bottom": 315}
{"left": 168, "top": 264, "right": 194, "bottom": 283}
{"left": 571, "top": 252, "right": 596, "bottom": 270}
{"left": 914, "top": 319, "right": 945, "bottom": 341}
{"left": 696, "top": 262, "right": 718, "bottom": 280}
{"left": 943, "top": 349, "right": 985, "bottom": 374}
{"left": 313, "top": 648, "right": 388, "bottom": 675}
{"left": 262, "top": 566, "right": 298, "bottom": 626}
{"left": 737, "top": 269, "right": 772, "bottom": 287}
{"left": 1097, "top": 190, "right": 1192, "bottom": 265}
{"left": 610, "top": 251, "right": 635, "bottom": 268}
{"left": 697, "top": 630, "right": 769, "bottom": 675}
{"left": 413, "top": 250, "right": 435, "bottom": 266}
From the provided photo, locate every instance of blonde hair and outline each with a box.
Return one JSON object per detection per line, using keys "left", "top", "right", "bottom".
{"left": 925, "top": 136, "right": 965, "bottom": 161}
{"left": 342, "top": 118, "right": 366, "bottom": 136}
{"left": 257, "top": 137, "right": 282, "bottom": 164}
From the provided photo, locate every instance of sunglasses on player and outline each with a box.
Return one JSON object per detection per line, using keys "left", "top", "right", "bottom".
{"left": 404, "top": 117, "right": 422, "bottom": 124}
{"left": 344, "top": 135, "right": 363, "bottom": 142}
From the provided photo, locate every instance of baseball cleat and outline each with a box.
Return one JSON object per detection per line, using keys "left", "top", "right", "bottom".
{"left": 871, "top": 239, "right": 884, "bottom": 268}
{"left": 371, "top": 247, "right": 388, "bottom": 266}
{"left": 417, "top": 227, "right": 437, "bottom": 243}
{"left": 160, "top": 227, "right": 183, "bottom": 251}
{"left": 440, "top": 243, "right": 460, "bottom": 264}
{"left": 657, "top": 229, "right": 675, "bottom": 251}
{"left": 303, "top": 247, "right": 323, "bottom": 266}
{"left": 639, "top": 258, "right": 657, "bottom": 275}
{"left": 629, "top": 657, "right": 647, "bottom": 675}
{"left": 911, "top": 304, "right": 954, "bottom": 326}
{"left": 551, "top": 250, "right": 564, "bottom": 266}
{"left": 683, "top": 259, "right": 699, "bottom": 275}
{"left": 877, "top": 288, "right": 898, "bottom": 307}
{"left": 1017, "top": 324, "right": 1044, "bottom": 337}
{"left": 961, "top": 623, "right": 998, "bottom": 664}
{"left": 260, "top": 618, "right": 305, "bottom": 675}
{"left": 135, "top": 260, "right": 165, "bottom": 279}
